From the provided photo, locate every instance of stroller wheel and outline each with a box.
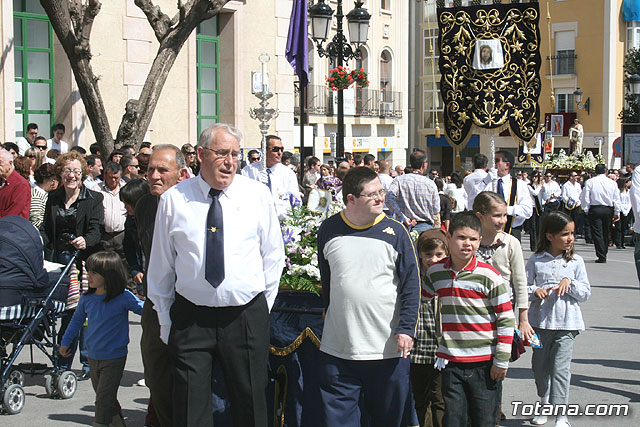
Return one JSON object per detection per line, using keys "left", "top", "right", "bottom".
{"left": 4, "top": 368, "right": 24, "bottom": 388}
{"left": 2, "top": 384, "right": 25, "bottom": 414}
{"left": 45, "top": 374, "right": 57, "bottom": 398}
{"left": 57, "top": 371, "right": 77, "bottom": 399}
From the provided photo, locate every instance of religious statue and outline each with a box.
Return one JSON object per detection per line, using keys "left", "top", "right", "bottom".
{"left": 569, "top": 119, "right": 584, "bottom": 154}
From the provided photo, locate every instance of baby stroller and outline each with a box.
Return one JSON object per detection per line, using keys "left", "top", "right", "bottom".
{"left": 0, "top": 216, "right": 78, "bottom": 414}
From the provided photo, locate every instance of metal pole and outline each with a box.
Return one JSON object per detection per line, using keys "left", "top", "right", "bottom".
{"left": 336, "top": 0, "right": 345, "bottom": 158}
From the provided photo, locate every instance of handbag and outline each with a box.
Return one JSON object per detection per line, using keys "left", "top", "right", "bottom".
{"left": 510, "top": 330, "right": 526, "bottom": 362}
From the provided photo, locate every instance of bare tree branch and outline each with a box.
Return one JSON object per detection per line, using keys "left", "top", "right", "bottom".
{"left": 41, "top": 0, "right": 115, "bottom": 155}
{"left": 134, "top": 0, "right": 172, "bottom": 41}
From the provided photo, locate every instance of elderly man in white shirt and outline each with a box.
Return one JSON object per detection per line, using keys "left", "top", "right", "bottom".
{"left": 147, "top": 124, "right": 284, "bottom": 427}
{"left": 580, "top": 164, "right": 621, "bottom": 263}
{"left": 483, "top": 150, "right": 533, "bottom": 241}
{"left": 464, "top": 153, "right": 488, "bottom": 209}
{"left": 242, "top": 135, "right": 301, "bottom": 219}
{"left": 630, "top": 166, "right": 640, "bottom": 282}
{"left": 98, "top": 161, "right": 127, "bottom": 256}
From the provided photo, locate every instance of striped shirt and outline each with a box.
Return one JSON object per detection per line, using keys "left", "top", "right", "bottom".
{"left": 422, "top": 256, "right": 515, "bottom": 369}
{"left": 386, "top": 172, "right": 440, "bottom": 224}
{"left": 29, "top": 185, "right": 48, "bottom": 229}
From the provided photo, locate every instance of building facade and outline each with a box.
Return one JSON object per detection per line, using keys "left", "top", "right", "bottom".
{"left": 0, "top": 0, "right": 409, "bottom": 166}
{"left": 411, "top": 0, "right": 628, "bottom": 174}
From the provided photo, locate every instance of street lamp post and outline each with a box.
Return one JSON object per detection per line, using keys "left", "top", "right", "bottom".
{"left": 308, "top": 0, "right": 370, "bottom": 158}
{"left": 623, "top": 73, "right": 640, "bottom": 165}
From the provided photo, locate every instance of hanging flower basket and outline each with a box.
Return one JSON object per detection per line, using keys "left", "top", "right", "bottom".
{"left": 326, "top": 66, "right": 369, "bottom": 91}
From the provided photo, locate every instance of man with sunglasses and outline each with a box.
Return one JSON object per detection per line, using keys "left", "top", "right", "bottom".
{"left": 482, "top": 150, "right": 533, "bottom": 241}
{"left": 247, "top": 149, "right": 261, "bottom": 164}
{"left": 561, "top": 171, "right": 582, "bottom": 231}
{"left": 242, "top": 135, "right": 301, "bottom": 219}
{"left": 34, "top": 136, "right": 48, "bottom": 154}
{"left": 540, "top": 171, "right": 562, "bottom": 213}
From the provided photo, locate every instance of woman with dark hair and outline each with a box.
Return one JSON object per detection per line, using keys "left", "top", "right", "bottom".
{"left": 30, "top": 163, "right": 58, "bottom": 229}
{"left": 13, "top": 155, "right": 32, "bottom": 181}
{"left": 120, "top": 179, "right": 150, "bottom": 294}
{"left": 43, "top": 150, "right": 105, "bottom": 376}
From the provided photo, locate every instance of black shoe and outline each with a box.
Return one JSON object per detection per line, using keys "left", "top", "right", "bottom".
{"left": 595, "top": 258, "right": 607, "bottom": 263}
{"left": 616, "top": 246, "right": 624, "bottom": 249}
{"left": 621, "top": 245, "right": 627, "bottom": 249}
{"left": 78, "top": 370, "right": 90, "bottom": 381}
{"left": 585, "top": 240, "right": 593, "bottom": 244}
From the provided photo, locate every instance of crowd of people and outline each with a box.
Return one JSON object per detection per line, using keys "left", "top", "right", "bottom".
{"left": 0, "top": 122, "right": 638, "bottom": 427}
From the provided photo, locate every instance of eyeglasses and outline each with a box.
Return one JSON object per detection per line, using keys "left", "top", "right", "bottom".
{"left": 201, "top": 146, "right": 239, "bottom": 160}
{"left": 130, "top": 164, "right": 140, "bottom": 169}
{"left": 357, "top": 189, "right": 387, "bottom": 200}
{"left": 249, "top": 157, "right": 260, "bottom": 162}
{"left": 35, "top": 145, "right": 47, "bottom": 150}
{"left": 27, "top": 155, "right": 36, "bottom": 159}
{"left": 62, "top": 169, "right": 82, "bottom": 176}
{"left": 186, "top": 151, "right": 196, "bottom": 156}
{"left": 270, "top": 146, "right": 284, "bottom": 153}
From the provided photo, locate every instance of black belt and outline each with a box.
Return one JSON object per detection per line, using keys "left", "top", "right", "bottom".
{"left": 416, "top": 220, "right": 433, "bottom": 225}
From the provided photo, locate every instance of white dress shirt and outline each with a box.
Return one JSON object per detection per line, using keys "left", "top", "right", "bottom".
{"left": 99, "top": 181, "right": 127, "bottom": 233}
{"left": 620, "top": 190, "right": 631, "bottom": 216}
{"left": 540, "top": 180, "right": 562, "bottom": 205}
{"left": 579, "top": 174, "right": 621, "bottom": 215}
{"left": 483, "top": 175, "right": 533, "bottom": 227}
{"left": 46, "top": 138, "right": 69, "bottom": 154}
{"left": 15, "top": 137, "right": 31, "bottom": 155}
{"left": 631, "top": 167, "right": 640, "bottom": 233}
{"left": 242, "top": 162, "right": 301, "bottom": 219}
{"left": 464, "top": 168, "right": 488, "bottom": 210}
{"left": 147, "top": 175, "right": 285, "bottom": 339}
{"left": 561, "top": 180, "right": 582, "bottom": 206}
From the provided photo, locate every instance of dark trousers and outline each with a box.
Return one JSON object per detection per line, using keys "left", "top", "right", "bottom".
{"left": 140, "top": 299, "right": 173, "bottom": 427}
{"left": 442, "top": 361, "right": 501, "bottom": 427}
{"left": 589, "top": 205, "right": 613, "bottom": 261}
{"left": 319, "top": 352, "right": 411, "bottom": 427}
{"left": 89, "top": 356, "right": 127, "bottom": 424}
{"left": 634, "top": 233, "right": 640, "bottom": 283}
{"left": 528, "top": 211, "right": 541, "bottom": 252}
{"left": 613, "top": 212, "right": 631, "bottom": 247}
{"left": 169, "top": 292, "right": 270, "bottom": 427}
{"left": 510, "top": 225, "right": 522, "bottom": 242}
{"left": 410, "top": 362, "right": 444, "bottom": 427}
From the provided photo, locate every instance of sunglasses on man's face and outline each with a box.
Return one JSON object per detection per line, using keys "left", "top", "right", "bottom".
{"left": 249, "top": 157, "right": 260, "bottom": 162}
{"left": 35, "top": 145, "right": 47, "bottom": 150}
{"left": 270, "top": 146, "right": 284, "bottom": 153}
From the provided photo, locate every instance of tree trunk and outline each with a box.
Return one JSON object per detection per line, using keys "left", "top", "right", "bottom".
{"left": 42, "top": 0, "right": 231, "bottom": 156}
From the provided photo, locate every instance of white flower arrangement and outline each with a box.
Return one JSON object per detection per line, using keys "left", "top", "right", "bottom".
{"left": 543, "top": 150, "right": 604, "bottom": 170}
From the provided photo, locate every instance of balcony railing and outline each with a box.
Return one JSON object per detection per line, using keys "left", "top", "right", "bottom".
{"left": 294, "top": 85, "right": 402, "bottom": 118}
{"left": 546, "top": 53, "right": 577, "bottom": 75}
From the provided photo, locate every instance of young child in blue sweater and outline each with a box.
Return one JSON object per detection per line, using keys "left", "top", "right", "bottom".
{"left": 60, "top": 251, "right": 143, "bottom": 427}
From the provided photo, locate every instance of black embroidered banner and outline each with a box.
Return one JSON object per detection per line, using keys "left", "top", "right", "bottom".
{"left": 437, "top": 2, "right": 542, "bottom": 147}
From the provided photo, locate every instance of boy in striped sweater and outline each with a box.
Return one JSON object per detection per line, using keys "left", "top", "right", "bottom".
{"left": 422, "top": 211, "right": 515, "bottom": 426}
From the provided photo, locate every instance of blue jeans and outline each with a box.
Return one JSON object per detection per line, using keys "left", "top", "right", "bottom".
{"left": 634, "top": 233, "right": 640, "bottom": 284}
{"left": 413, "top": 222, "right": 434, "bottom": 235}
{"left": 442, "top": 361, "right": 501, "bottom": 427}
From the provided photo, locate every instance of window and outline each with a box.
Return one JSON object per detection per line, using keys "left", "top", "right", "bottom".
{"left": 554, "top": 31, "right": 576, "bottom": 75}
{"left": 379, "top": 50, "right": 392, "bottom": 92}
{"left": 381, "top": 0, "right": 391, "bottom": 11}
{"left": 423, "top": 81, "right": 443, "bottom": 129}
{"left": 555, "top": 93, "right": 575, "bottom": 113}
{"left": 628, "top": 21, "right": 640, "bottom": 50}
{"left": 14, "top": 0, "right": 54, "bottom": 139}
{"left": 196, "top": 18, "right": 220, "bottom": 135}
{"left": 423, "top": 28, "right": 440, "bottom": 77}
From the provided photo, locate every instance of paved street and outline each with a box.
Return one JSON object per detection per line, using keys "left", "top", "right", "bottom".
{"left": 2, "top": 236, "right": 639, "bottom": 426}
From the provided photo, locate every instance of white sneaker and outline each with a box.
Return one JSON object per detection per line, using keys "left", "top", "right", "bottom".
{"left": 531, "top": 414, "right": 548, "bottom": 425}
{"left": 136, "top": 378, "right": 146, "bottom": 387}
{"left": 554, "top": 418, "right": 571, "bottom": 427}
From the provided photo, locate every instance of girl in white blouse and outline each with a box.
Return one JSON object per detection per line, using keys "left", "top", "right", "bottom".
{"left": 526, "top": 211, "right": 591, "bottom": 427}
